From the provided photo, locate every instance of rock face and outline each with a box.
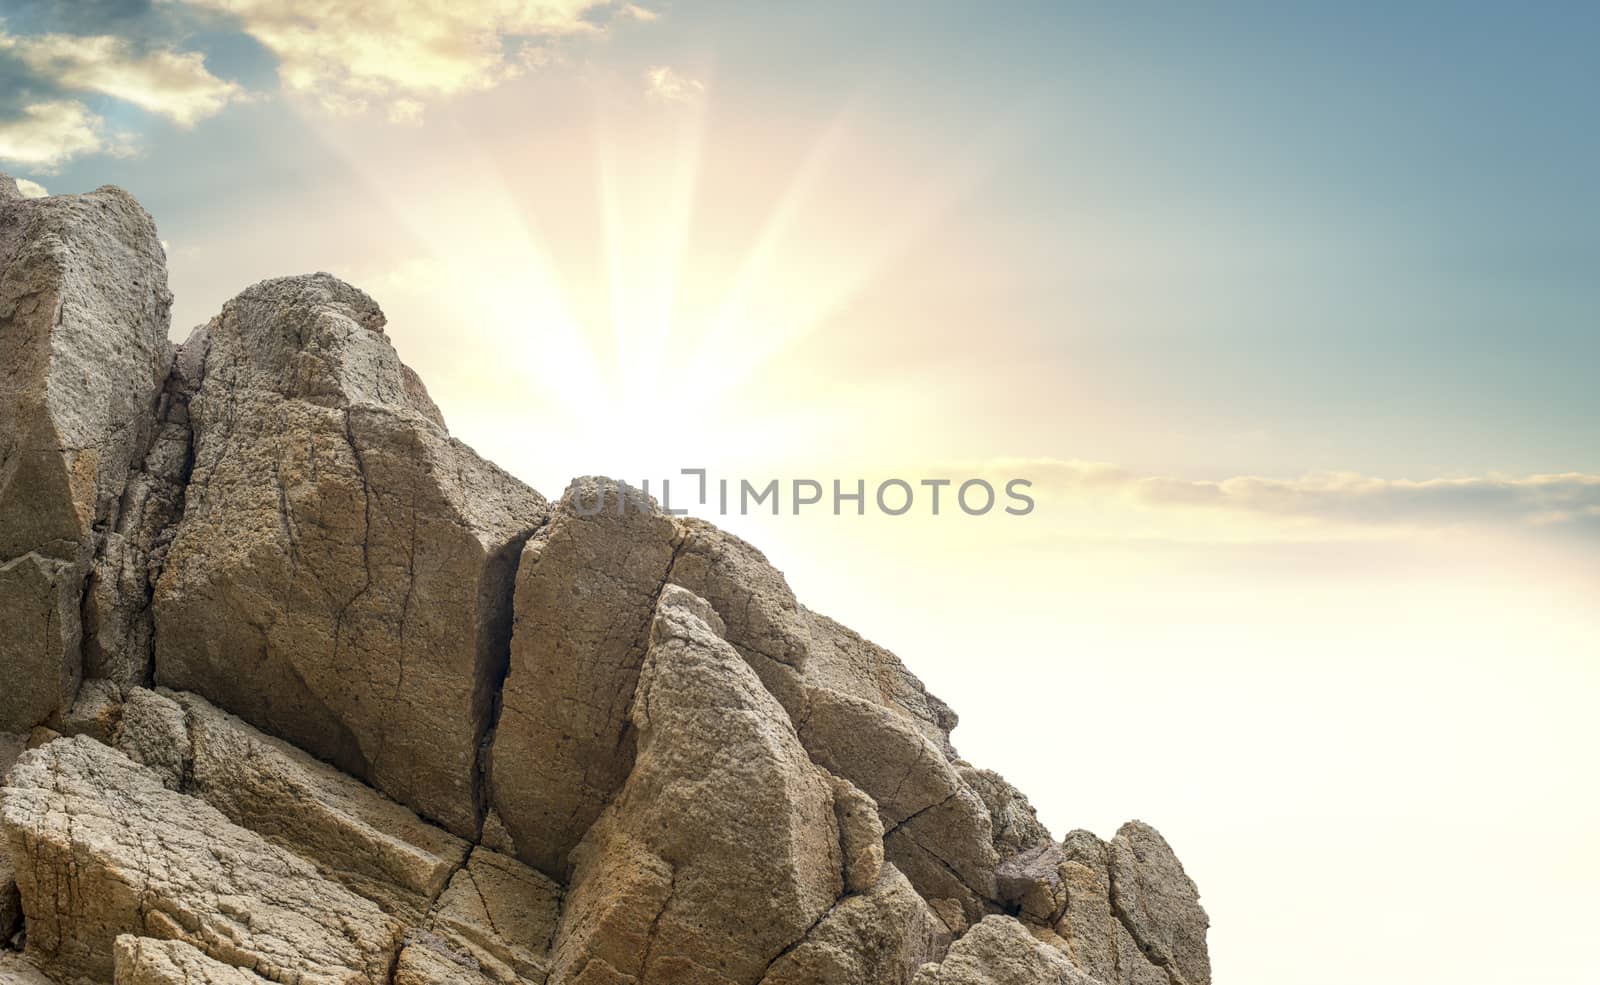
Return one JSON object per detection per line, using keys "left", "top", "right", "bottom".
{"left": 911, "top": 917, "right": 1094, "bottom": 985}
{"left": 0, "top": 181, "right": 171, "bottom": 731}
{"left": 151, "top": 274, "right": 548, "bottom": 838}
{"left": 549, "top": 586, "right": 845, "bottom": 985}
{"left": 488, "top": 478, "right": 682, "bottom": 879}
{"left": 0, "top": 177, "right": 1211, "bottom": 985}
{"left": 1, "top": 737, "right": 403, "bottom": 985}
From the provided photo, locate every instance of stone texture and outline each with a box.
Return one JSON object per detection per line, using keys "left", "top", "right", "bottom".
{"left": 1106, "top": 823, "right": 1210, "bottom": 985}
{"left": 54, "top": 677, "right": 123, "bottom": 743}
{"left": 0, "top": 180, "right": 172, "bottom": 731}
{"left": 911, "top": 916, "right": 1093, "bottom": 985}
{"left": 802, "top": 609, "right": 959, "bottom": 756}
{"left": 0, "top": 736, "right": 404, "bottom": 985}
{"left": 757, "top": 867, "right": 946, "bottom": 985}
{"left": 0, "top": 953, "right": 53, "bottom": 985}
{"left": 669, "top": 523, "right": 1005, "bottom": 923}
{"left": 963, "top": 768, "right": 1053, "bottom": 861}
{"left": 83, "top": 327, "right": 207, "bottom": 692}
{"left": 0, "top": 733, "right": 19, "bottom": 943}
{"left": 1005, "top": 827, "right": 1209, "bottom": 985}
{"left": 804, "top": 687, "right": 1000, "bottom": 923}
{"left": 117, "top": 688, "right": 471, "bottom": 921}
{"left": 152, "top": 274, "right": 548, "bottom": 838}
{"left": 114, "top": 936, "right": 276, "bottom": 985}
{"left": 548, "top": 586, "right": 843, "bottom": 985}
{"left": 489, "top": 477, "right": 682, "bottom": 880}
{"left": 395, "top": 847, "right": 562, "bottom": 985}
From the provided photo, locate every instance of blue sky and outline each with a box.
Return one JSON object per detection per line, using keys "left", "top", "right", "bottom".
{"left": 4, "top": 5, "right": 1599, "bottom": 984}
{"left": 7, "top": 3, "right": 1596, "bottom": 478}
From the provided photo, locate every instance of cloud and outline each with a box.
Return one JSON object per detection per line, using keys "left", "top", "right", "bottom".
{"left": 15, "top": 177, "right": 47, "bottom": 197}
{"left": 0, "top": 100, "right": 110, "bottom": 171}
{"left": 175, "top": 0, "right": 615, "bottom": 117}
{"left": 0, "top": 30, "right": 243, "bottom": 126}
{"left": 644, "top": 65, "right": 703, "bottom": 104}
{"left": 975, "top": 458, "right": 1600, "bottom": 534}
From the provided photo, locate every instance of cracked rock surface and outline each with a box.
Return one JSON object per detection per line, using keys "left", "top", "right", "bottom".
{"left": 0, "top": 175, "right": 1210, "bottom": 985}
{"left": 0, "top": 181, "right": 171, "bottom": 732}
{"left": 151, "top": 274, "right": 548, "bottom": 838}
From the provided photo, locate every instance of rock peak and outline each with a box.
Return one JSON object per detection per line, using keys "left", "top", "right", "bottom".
{"left": 0, "top": 179, "right": 1210, "bottom": 985}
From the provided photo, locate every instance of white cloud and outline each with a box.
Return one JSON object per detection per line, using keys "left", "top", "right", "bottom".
{"left": 621, "top": 4, "right": 658, "bottom": 21}
{"left": 175, "top": 0, "right": 611, "bottom": 117}
{"left": 0, "top": 100, "right": 106, "bottom": 171}
{"left": 644, "top": 65, "right": 703, "bottom": 104}
{"left": 15, "top": 177, "right": 47, "bottom": 198}
{"left": 0, "top": 30, "right": 243, "bottom": 127}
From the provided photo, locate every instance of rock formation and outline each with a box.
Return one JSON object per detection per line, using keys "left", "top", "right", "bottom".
{"left": 0, "top": 175, "right": 1211, "bottom": 985}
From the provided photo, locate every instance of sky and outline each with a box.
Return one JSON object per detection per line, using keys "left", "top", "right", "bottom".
{"left": 3, "top": 3, "right": 1598, "bottom": 982}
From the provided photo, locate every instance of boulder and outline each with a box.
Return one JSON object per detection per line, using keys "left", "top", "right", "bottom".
{"left": 1106, "top": 823, "right": 1210, "bottom": 985}
{"left": 0, "top": 180, "right": 171, "bottom": 731}
{"left": 548, "top": 586, "right": 842, "bottom": 985}
{"left": 757, "top": 867, "right": 946, "bottom": 985}
{"left": 0, "top": 736, "right": 404, "bottom": 985}
{"left": 669, "top": 523, "right": 1004, "bottom": 922}
{"left": 911, "top": 916, "right": 1094, "bottom": 985}
{"left": 488, "top": 477, "right": 682, "bottom": 879}
{"left": 152, "top": 274, "right": 547, "bottom": 838}
{"left": 1016, "top": 827, "right": 1207, "bottom": 985}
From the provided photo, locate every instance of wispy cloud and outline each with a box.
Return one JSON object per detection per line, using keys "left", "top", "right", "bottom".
{"left": 644, "top": 65, "right": 703, "bottom": 104}
{"left": 0, "top": 29, "right": 243, "bottom": 126}
{"left": 0, "top": 0, "right": 668, "bottom": 169}
{"left": 973, "top": 458, "right": 1600, "bottom": 534}
{"left": 0, "top": 99, "right": 118, "bottom": 171}
{"left": 176, "top": 0, "right": 619, "bottom": 118}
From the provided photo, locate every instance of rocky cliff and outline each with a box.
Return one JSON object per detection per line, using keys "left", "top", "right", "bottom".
{"left": 0, "top": 173, "right": 1211, "bottom": 985}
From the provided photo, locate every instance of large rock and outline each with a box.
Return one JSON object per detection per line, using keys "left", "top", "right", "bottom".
{"left": 548, "top": 586, "right": 843, "bottom": 985}
{"left": 911, "top": 916, "right": 1093, "bottom": 985}
{"left": 1106, "top": 823, "right": 1210, "bottom": 985}
{"left": 757, "top": 867, "right": 946, "bottom": 985}
{"left": 117, "top": 687, "right": 471, "bottom": 921}
{"left": 0, "top": 178, "right": 172, "bottom": 731}
{"left": 0, "top": 736, "right": 404, "bottom": 985}
{"left": 669, "top": 523, "right": 1005, "bottom": 922}
{"left": 488, "top": 477, "right": 681, "bottom": 879}
{"left": 152, "top": 274, "right": 548, "bottom": 837}
{"left": 998, "top": 826, "right": 1209, "bottom": 985}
